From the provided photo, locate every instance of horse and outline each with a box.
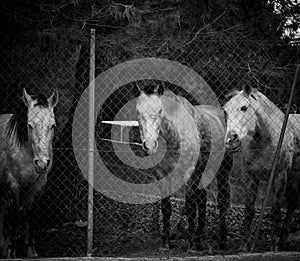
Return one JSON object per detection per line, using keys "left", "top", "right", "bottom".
{"left": 0, "top": 88, "right": 58, "bottom": 258}
{"left": 223, "top": 84, "right": 300, "bottom": 252}
{"left": 134, "top": 84, "right": 233, "bottom": 251}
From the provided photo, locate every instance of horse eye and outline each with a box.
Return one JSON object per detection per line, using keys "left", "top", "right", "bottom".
{"left": 28, "top": 124, "right": 33, "bottom": 130}
{"left": 241, "top": 106, "right": 248, "bottom": 112}
{"left": 223, "top": 110, "right": 227, "bottom": 120}
{"left": 158, "top": 109, "right": 162, "bottom": 114}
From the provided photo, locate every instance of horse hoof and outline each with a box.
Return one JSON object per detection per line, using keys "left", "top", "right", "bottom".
{"left": 27, "top": 252, "right": 39, "bottom": 258}
{"left": 159, "top": 241, "right": 170, "bottom": 252}
{"left": 27, "top": 247, "right": 39, "bottom": 258}
{"left": 158, "top": 246, "right": 169, "bottom": 252}
{"left": 7, "top": 248, "right": 16, "bottom": 259}
{"left": 207, "top": 244, "right": 213, "bottom": 255}
{"left": 270, "top": 245, "right": 279, "bottom": 252}
{"left": 187, "top": 248, "right": 213, "bottom": 255}
{"left": 187, "top": 248, "right": 199, "bottom": 254}
{"left": 219, "top": 241, "right": 228, "bottom": 250}
{"left": 238, "top": 244, "right": 248, "bottom": 253}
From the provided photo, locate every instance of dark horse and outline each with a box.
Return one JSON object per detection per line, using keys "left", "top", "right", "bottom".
{"left": 134, "top": 84, "right": 233, "bottom": 251}
{"left": 0, "top": 89, "right": 58, "bottom": 258}
{"left": 224, "top": 85, "right": 300, "bottom": 251}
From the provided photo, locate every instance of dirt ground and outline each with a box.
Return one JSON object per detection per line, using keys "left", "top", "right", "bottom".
{"left": 3, "top": 252, "right": 300, "bottom": 261}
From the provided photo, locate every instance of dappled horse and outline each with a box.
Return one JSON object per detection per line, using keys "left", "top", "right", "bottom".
{"left": 0, "top": 89, "right": 58, "bottom": 258}
{"left": 134, "top": 84, "right": 232, "bottom": 251}
{"left": 223, "top": 85, "right": 300, "bottom": 251}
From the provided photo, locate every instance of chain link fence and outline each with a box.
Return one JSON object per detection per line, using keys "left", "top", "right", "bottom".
{"left": 0, "top": 30, "right": 299, "bottom": 258}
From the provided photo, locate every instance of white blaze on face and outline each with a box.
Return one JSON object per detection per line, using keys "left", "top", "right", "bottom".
{"left": 28, "top": 105, "right": 56, "bottom": 172}
{"left": 136, "top": 93, "right": 162, "bottom": 153}
{"left": 23, "top": 89, "right": 58, "bottom": 172}
{"left": 224, "top": 92, "right": 257, "bottom": 141}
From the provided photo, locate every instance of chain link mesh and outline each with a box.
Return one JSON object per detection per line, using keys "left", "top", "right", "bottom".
{"left": 0, "top": 31, "right": 299, "bottom": 258}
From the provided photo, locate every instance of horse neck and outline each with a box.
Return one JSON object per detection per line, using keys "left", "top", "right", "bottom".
{"left": 161, "top": 103, "right": 198, "bottom": 143}
{"left": 3, "top": 116, "right": 34, "bottom": 160}
{"left": 254, "top": 94, "right": 284, "bottom": 142}
{"left": 10, "top": 135, "right": 34, "bottom": 161}
{"left": 160, "top": 117, "right": 179, "bottom": 144}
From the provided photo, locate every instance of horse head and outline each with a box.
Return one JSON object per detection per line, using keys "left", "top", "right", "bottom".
{"left": 223, "top": 85, "right": 260, "bottom": 151}
{"left": 23, "top": 89, "right": 59, "bottom": 173}
{"left": 134, "top": 84, "right": 164, "bottom": 155}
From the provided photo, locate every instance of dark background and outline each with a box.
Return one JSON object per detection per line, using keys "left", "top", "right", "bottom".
{"left": 0, "top": 0, "right": 299, "bottom": 257}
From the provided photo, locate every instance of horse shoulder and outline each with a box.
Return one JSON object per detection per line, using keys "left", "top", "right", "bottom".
{"left": 0, "top": 114, "right": 12, "bottom": 136}
{"left": 0, "top": 114, "right": 33, "bottom": 185}
{"left": 280, "top": 120, "right": 298, "bottom": 161}
{"left": 289, "top": 114, "right": 300, "bottom": 150}
{"left": 195, "top": 105, "right": 226, "bottom": 138}
{"left": 0, "top": 115, "right": 12, "bottom": 164}
{"left": 0, "top": 114, "right": 27, "bottom": 155}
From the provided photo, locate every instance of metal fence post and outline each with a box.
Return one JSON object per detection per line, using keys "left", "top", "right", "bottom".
{"left": 87, "top": 28, "right": 96, "bottom": 257}
{"left": 251, "top": 64, "right": 300, "bottom": 252}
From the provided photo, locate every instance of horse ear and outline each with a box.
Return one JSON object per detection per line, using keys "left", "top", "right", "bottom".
{"left": 224, "top": 89, "right": 239, "bottom": 99}
{"left": 251, "top": 87, "right": 258, "bottom": 94}
{"left": 23, "top": 88, "right": 33, "bottom": 107}
{"left": 154, "top": 84, "right": 164, "bottom": 95}
{"left": 242, "top": 84, "right": 252, "bottom": 97}
{"left": 48, "top": 89, "right": 59, "bottom": 108}
{"left": 133, "top": 84, "right": 144, "bottom": 97}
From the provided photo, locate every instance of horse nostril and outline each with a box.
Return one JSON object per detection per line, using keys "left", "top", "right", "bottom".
{"left": 142, "top": 140, "right": 158, "bottom": 151}
{"left": 34, "top": 160, "right": 39, "bottom": 167}
{"left": 226, "top": 132, "right": 239, "bottom": 144}
{"left": 232, "top": 134, "right": 238, "bottom": 141}
{"left": 142, "top": 141, "right": 148, "bottom": 151}
{"left": 33, "top": 159, "right": 49, "bottom": 172}
{"left": 46, "top": 160, "right": 51, "bottom": 167}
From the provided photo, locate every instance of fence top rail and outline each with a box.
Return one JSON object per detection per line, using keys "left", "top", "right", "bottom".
{"left": 102, "top": 115, "right": 300, "bottom": 127}
{"left": 102, "top": 121, "right": 139, "bottom": 126}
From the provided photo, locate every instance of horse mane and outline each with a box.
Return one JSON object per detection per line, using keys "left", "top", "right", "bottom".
{"left": 225, "top": 88, "right": 282, "bottom": 117}
{"left": 7, "top": 93, "right": 50, "bottom": 147}
{"left": 254, "top": 91, "right": 283, "bottom": 117}
{"left": 161, "top": 90, "right": 209, "bottom": 146}
{"left": 163, "top": 90, "right": 211, "bottom": 130}
{"left": 163, "top": 90, "right": 197, "bottom": 118}
{"left": 254, "top": 91, "right": 289, "bottom": 146}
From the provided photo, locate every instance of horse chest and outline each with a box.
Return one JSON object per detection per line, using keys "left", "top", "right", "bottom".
{"left": 5, "top": 146, "right": 46, "bottom": 192}
{"left": 243, "top": 145, "right": 292, "bottom": 181}
{"left": 9, "top": 156, "right": 34, "bottom": 179}
{"left": 292, "top": 153, "right": 300, "bottom": 171}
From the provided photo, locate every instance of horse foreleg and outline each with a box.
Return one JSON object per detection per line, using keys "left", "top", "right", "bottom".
{"left": 6, "top": 200, "right": 18, "bottom": 258}
{"left": 0, "top": 203, "right": 8, "bottom": 258}
{"left": 269, "top": 171, "right": 287, "bottom": 252}
{"left": 25, "top": 219, "right": 38, "bottom": 258}
{"left": 217, "top": 154, "right": 231, "bottom": 250}
{"left": 6, "top": 218, "right": 16, "bottom": 258}
{"left": 270, "top": 169, "right": 292, "bottom": 252}
{"left": 156, "top": 168, "right": 172, "bottom": 250}
{"left": 184, "top": 186, "right": 197, "bottom": 250}
{"left": 241, "top": 172, "right": 259, "bottom": 252}
{"left": 279, "top": 181, "right": 300, "bottom": 250}
{"left": 195, "top": 188, "right": 208, "bottom": 251}
{"left": 161, "top": 196, "right": 172, "bottom": 250}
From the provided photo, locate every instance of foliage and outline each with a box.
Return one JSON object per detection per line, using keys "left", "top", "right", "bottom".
{"left": 0, "top": 0, "right": 299, "bottom": 107}
{"left": 0, "top": 0, "right": 299, "bottom": 43}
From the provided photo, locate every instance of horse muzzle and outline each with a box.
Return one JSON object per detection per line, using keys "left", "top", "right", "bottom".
{"left": 142, "top": 140, "right": 158, "bottom": 155}
{"left": 225, "top": 131, "right": 241, "bottom": 152}
{"left": 33, "top": 159, "right": 51, "bottom": 173}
